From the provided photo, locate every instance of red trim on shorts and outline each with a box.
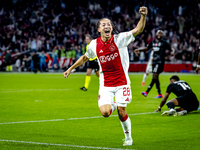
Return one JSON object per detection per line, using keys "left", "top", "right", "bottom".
{"left": 120, "top": 114, "right": 128, "bottom": 122}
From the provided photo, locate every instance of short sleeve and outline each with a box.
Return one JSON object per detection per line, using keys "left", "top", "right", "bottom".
{"left": 166, "top": 84, "right": 173, "bottom": 94}
{"left": 115, "top": 31, "right": 135, "bottom": 48}
{"left": 85, "top": 40, "right": 96, "bottom": 59}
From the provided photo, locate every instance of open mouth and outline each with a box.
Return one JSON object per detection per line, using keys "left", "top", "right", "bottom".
{"left": 105, "top": 30, "right": 110, "bottom": 36}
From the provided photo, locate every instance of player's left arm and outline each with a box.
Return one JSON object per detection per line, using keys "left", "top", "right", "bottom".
{"left": 131, "top": 7, "right": 147, "bottom": 37}
{"left": 154, "top": 92, "right": 170, "bottom": 112}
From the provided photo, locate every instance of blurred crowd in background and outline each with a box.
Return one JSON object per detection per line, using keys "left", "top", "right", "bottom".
{"left": 0, "top": 0, "right": 199, "bottom": 72}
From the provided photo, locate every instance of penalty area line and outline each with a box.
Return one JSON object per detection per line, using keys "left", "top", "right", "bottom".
{"left": 0, "top": 139, "right": 135, "bottom": 150}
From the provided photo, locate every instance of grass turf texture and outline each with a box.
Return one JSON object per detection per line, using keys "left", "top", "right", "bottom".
{"left": 0, "top": 73, "right": 200, "bottom": 150}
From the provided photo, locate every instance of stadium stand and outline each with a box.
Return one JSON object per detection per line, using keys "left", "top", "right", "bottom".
{"left": 0, "top": 0, "right": 199, "bottom": 72}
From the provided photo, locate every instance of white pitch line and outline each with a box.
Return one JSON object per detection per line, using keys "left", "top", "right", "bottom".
{"left": 0, "top": 139, "right": 135, "bottom": 150}
{"left": 0, "top": 112, "right": 156, "bottom": 125}
{"left": 0, "top": 119, "right": 65, "bottom": 125}
{"left": 68, "top": 112, "right": 156, "bottom": 120}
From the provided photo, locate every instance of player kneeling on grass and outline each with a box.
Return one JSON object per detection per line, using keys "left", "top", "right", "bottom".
{"left": 154, "top": 75, "right": 199, "bottom": 116}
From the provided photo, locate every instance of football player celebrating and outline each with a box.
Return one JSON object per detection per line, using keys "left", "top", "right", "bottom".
{"left": 154, "top": 75, "right": 199, "bottom": 116}
{"left": 135, "top": 30, "right": 174, "bottom": 98}
{"left": 63, "top": 7, "right": 148, "bottom": 146}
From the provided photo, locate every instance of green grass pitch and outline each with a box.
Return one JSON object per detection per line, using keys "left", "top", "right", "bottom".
{"left": 0, "top": 72, "right": 200, "bottom": 150}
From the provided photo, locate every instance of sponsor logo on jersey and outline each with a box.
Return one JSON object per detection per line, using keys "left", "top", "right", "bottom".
{"left": 153, "top": 42, "right": 161, "bottom": 47}
{"left": 109, "top": 45, "right": 115, "bottom": 51}
{"left": 99, "top": 53, "right": 118, "bottom": 63}
{"left": 153, "top": 47, "right": 160, "bottom": 51}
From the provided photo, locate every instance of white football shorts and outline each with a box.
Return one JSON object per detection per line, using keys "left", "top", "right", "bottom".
{"left": 146, "top": 64, "right": 152, "bottom": 74}
{"left": 98, "top": 84, "right": 132, "bottom": 107}
{"left": 146, "top": 59, "right": 153, "bottom": 74}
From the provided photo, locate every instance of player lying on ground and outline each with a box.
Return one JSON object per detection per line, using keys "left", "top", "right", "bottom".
{"left": 154, "top": 75, "right": 199, "bottom": 116}
{"left": 63, "top": 7, "right": 147, "bottom": 146}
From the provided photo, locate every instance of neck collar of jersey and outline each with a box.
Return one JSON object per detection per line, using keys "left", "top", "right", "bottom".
{"left": 100, "top": 35, "right": 114, "bottom": 44}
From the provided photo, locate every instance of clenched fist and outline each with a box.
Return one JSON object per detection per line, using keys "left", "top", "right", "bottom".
{"left": 139, "top": 7, "right": 148, "bottom": 16}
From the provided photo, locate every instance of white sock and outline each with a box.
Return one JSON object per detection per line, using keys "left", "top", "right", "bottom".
{"left": 169, "top": 108, "right": 175, "bottom": 112}
{"left": 142, "top": 73, "right": 148, "bottom": 82}
{"left": 120, "top": 115, "right": 132, "bottom": 139}
{"left": 110, "top": 102, "right": 117, "bottom": 115}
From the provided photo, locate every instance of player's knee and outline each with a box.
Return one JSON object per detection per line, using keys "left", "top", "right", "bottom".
{"left": 86, "top": 73, "right": 91, "bottom": 76}
{"left": 153, "top": 76, "right": 158, "bottom": 80}
{"left": 117, "top": 107, "right": 126, "bottom": 119}
{"left": 153, "top": 74, "right": 158, "bottom": 80}
{"left": 166, "top": 101, "right": 175, "bottom": 109}
{"left": 101, "top": 110, "right": 110, "bottom": 117}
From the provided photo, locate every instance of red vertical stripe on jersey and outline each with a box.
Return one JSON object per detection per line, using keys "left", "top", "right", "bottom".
{"left": 96, "top": 35, "right": 127, "bottom": 87}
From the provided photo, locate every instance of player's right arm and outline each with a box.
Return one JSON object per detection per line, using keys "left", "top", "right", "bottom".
{"left": 131, "top": 7, "right": 147, "bottom": 37}
{"left": 63, "top": 55, "right": 89, "bottom": 78}
{"left": 134, "top": 47, "right": 148, "bottom": 53}
{"left": 134, "top": 47, "right": 152, "bottom": 56}
{"left": 134, "top": 39, "right": 153, "bottom": 55}
{"left": 154, "top": 92, "right": 170, "bottom": 112}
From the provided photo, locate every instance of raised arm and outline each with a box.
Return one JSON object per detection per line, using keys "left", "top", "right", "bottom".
{"left": 132, "top": 7, "right": 148, "bottom": 37}
{"left": 154, "top": 92, "right": 170, "bottom": 112}
{"left": 63, "top": 55, "right": 89, "bottom": 78}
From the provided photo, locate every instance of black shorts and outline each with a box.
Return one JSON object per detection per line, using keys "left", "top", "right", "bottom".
{"left": 152, "top": 63, "right": 164, "bottom": 74}
{"left": 87, "top": 59, "right": 99, "bottom": 72}
{"left": 177, "top": 93, "right": 199, "bottom": 112}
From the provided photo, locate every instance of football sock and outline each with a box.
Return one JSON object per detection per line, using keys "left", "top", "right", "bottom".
{"left": 6, "top": 66, "right": 9, "bottom": 71}
{"left": 146, "top": 79, "right": 156, "bottom": 93}
{"left": 109, "top": 102, "right": 117, "bottom": 116}
{"left": 84, "top": 76, "right": 91, "bottom": 89}
{"left": 142, "top": 73, "right": 148, "bottom": 82}
{"left": 155, "top": 79, "right": 161, "bottom": 94}
{"left": 120, "top": 114, "right": 132, "bottom": 139}
{"left": 167, "top": 102, "right": 175, "bottom": 110}
{"left": 10, "top": 65, "right": 12, "bottom": 71}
